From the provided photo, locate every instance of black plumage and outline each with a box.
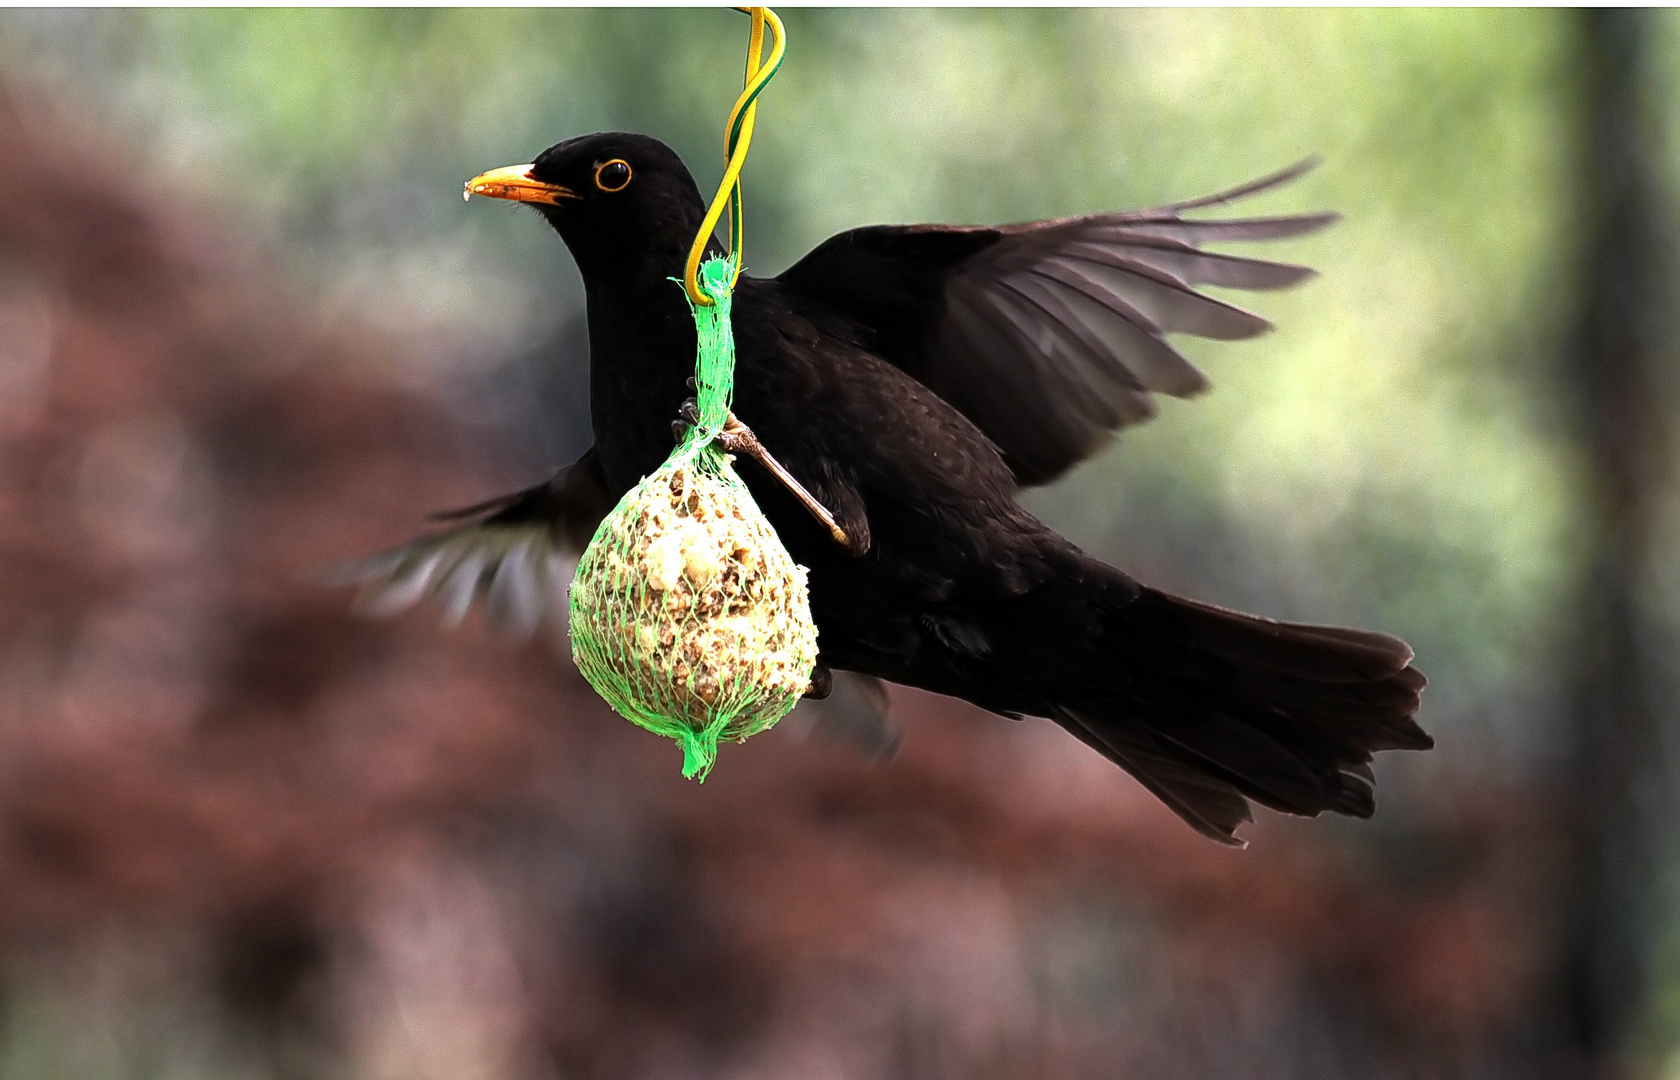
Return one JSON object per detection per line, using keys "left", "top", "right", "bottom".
{"left": 344, "top": 133, "right": 1430, "bottom": 845}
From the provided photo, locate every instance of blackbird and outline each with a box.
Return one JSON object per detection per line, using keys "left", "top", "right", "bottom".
{"left": 345, "top": 132, "right": 1430, "bottom": 845}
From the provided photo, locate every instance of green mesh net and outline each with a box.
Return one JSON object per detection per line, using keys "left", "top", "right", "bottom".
{"left": 567, "top": 257, "right": 819, "bottom": 779}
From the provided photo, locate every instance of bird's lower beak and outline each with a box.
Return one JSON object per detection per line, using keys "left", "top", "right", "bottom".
{"left": 463, "top": 164, "right": 578, "bottom": 206}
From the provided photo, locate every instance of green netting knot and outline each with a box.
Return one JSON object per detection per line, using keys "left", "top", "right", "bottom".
{"left": 567, "top": 257, "right": 819, "bottom": 779}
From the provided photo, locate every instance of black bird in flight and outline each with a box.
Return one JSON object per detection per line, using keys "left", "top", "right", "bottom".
{"left": 346, "top": 133, "right": 1430, "bottom": 845}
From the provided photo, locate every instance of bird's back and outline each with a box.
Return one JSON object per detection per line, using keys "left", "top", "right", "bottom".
{"left": 721, "top": 277, "right": 1123, "bottom": 701}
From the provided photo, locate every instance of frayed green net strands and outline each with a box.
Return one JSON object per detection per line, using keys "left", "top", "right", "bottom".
{"left": 567, "top": 257, "right": 819, "bottom": 778}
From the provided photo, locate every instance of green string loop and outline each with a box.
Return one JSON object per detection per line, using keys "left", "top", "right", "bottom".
{"left": 677, "top": 258, "right": 737, "bottom": 441}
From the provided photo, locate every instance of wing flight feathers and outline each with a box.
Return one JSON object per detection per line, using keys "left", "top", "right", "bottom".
{"left": 777, "top": 160, "right": 1336, "bottom": 486}
{"left": 329, "top": 447, "right": 615, "bottom": 637}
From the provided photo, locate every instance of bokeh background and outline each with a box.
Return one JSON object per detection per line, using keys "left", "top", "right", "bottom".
{"left": 0, "top": 8, "right": 1669, "bottom": 1078}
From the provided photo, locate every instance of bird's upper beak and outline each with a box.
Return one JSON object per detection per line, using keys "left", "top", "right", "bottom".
{"left": 463, "top": 164, "right": 579, "bottom": 206}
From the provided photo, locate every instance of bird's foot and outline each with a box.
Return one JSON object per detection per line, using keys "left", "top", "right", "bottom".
{"left": 803, "top": 663, "right": 833, "bottom": 700}
{"left": 670, "top": 398, "right": 702, "bottom": 444}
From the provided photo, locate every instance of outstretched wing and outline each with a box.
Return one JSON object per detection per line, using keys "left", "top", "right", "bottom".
{"left": 777, "top": 160, "right": 1336, "bottom": 486}
{"left": 330, "top": 446, "right": 616, "bottom": 637}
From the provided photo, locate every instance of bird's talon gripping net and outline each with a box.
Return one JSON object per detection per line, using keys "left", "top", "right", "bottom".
{"left": 567, "top": 258, "right": 818, "bottom": 779}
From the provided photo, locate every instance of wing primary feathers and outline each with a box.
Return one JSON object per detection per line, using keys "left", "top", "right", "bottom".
{"left": 1116, "top": 156, "right": 1324, "bottom": 218}
{"left": 326, "top": 447, "right": 614, "bottom": 638}
{"left": 774, "top": 160, "right": 1338, "bottom": 484}
{"left": 1109, "top": 213, "right": 1339, "bottom": 246}
{"left": 1004, "top": 270, "right": 1208, "bottom": 399}
{"left": 429, "top": 487, "right": 537, "bottom": 522}
{"left": 1063, "top": 237, "right": 1314, "bottom": 293}
{"left": 1036, "top": 255, "right": 1272, "bottom": 342}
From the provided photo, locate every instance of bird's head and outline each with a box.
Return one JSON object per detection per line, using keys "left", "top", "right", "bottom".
{"left": 465, "top": 132, "right": 710, "bottom": 286}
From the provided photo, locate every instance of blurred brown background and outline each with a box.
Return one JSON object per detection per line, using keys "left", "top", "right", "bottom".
{"left": 0, "top": 9, "right": 1671, "bottom": 1079}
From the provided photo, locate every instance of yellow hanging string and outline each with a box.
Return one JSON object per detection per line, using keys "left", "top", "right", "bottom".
{"left": 683, "top": 6, "right": 786, "bottom": 306}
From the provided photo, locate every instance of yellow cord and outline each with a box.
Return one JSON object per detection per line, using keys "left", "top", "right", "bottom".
{"left": 684, "top": 7, "right": 786, "bottom": 306}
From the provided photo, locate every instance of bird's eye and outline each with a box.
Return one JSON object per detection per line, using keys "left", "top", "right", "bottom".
{"left": 594, "top": 159, "right": 632, "bottom": 193}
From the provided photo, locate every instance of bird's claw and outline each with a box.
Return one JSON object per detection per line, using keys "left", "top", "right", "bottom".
{"left": 803, "top": 664, "right": 833, "bottom": 700}
{"left": 670, "top": 398, "right": 702, "bottom": 444}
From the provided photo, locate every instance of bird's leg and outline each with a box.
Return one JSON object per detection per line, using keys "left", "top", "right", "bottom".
{"left": 668, "top": 399, "right": 856, "bottom": 552}
{"left": 716, "top": 411, "right": 855, "bottom": 551}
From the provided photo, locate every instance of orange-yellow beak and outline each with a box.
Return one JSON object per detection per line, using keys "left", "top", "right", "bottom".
{"left": 462, "top": 164, "right": 579, "bottom": 206}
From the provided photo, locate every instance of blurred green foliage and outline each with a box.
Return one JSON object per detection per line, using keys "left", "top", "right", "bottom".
{"left": 17, "top": 7, "right": 1680, "bottom": 1074}
{"left": 0, "top": 8, "right": 1590, "bottom": 778}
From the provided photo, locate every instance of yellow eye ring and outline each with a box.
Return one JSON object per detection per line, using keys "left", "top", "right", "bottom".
{"left": 594, "top": 159, "right": 632, "bottom": 193}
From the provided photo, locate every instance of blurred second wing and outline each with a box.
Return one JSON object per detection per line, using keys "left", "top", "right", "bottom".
{"left": 330, "top": 446, "right": 615, "bottom": 637}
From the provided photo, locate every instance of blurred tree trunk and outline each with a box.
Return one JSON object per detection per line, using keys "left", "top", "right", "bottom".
{"left": 1556, "top": 9, "right": 1675, "bottom": 1079}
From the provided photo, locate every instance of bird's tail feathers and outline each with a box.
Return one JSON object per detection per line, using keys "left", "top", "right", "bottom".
{"left": 1060, "top": 588, "right": 1429, "bottom": 845}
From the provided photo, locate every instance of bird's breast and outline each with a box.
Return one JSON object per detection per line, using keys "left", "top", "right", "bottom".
{"left": 586, "top": 284, "right": 699, "bottom": 491}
